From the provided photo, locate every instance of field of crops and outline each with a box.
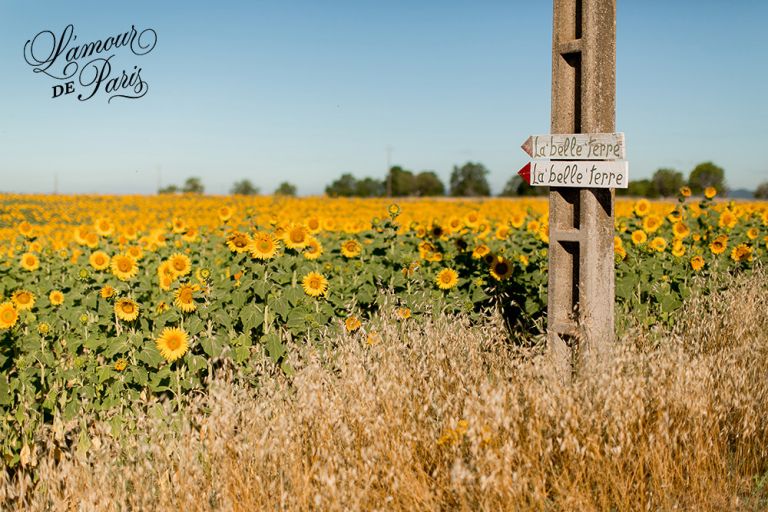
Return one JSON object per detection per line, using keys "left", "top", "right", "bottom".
{"left": 0, "top": 190, "right": 767, "bottom": 469}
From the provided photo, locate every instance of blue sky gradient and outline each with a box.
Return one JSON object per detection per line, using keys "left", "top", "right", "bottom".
{"left": 1, "top": 0, "right": 767, "bottom": 195}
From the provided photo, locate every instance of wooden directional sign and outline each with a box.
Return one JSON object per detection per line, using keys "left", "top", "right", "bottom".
{"left": 521, "top": 132, "right": 625, "bottom": 160}
{"left": 518, "top": 160, "right": 628, "bottom": 188}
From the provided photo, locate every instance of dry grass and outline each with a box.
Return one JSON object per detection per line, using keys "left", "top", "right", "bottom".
{"left": 3, "top": 270, "right": 768, "bottom": 511}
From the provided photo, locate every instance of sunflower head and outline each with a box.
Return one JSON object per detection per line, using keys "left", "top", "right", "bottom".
{"left": 156, "top": 327, "right": 189, "bottom": 362}
{"left": 249, "top": 232, "right": 279, "bottom": 260}
{"left": 12, "top": 290, "right": 35, "bottom": 311}
{"left": 49, "top": 290, "right": 64, "bottom": 306}
{"left": 20, "top": 252, "right": 40, "bottom": 271}
{"left": 168, "top": 253, "right": 192, "bottom": 276}
{"left": 302, "top": 271, "right": 329, "bottom": 298}
{"left": 0, "top": 302, "right": 19, "bottom": 329}
{"left": 490, "top": 257, "right": 513, "bottom": 281}
{"left": 436, "top": 268, "right": 459, "bottom": 290}
{"left": 340, "top": 240, "right": 362, "bottom": 258}
{"left": 111, "top": 254, "right": 138, "bottom": 281}
{"left": 115, "top": 298, "right": 140, "bottom": 322}
{"left": 174, "top": 284, "right": 200, "bottom": 312}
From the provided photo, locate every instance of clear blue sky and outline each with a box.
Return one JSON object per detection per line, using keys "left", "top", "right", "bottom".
{"left": 1, "top": 0, "right": 767, "bottom": 195}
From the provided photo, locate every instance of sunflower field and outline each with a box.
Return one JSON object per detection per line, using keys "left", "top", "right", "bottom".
{"left": 0, "top": 189, "right": 767, "bottom": 466}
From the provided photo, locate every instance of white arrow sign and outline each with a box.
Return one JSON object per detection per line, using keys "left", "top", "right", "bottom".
{"left": 521, "top": 133, "right": 625, "bottom": 160}
{"left": 520, "top": 160, "right": 629, "bottom": 188}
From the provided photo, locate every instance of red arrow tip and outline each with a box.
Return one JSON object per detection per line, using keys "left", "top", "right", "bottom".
{"left": 517, "top": 162, "right": 531, "bottom": 184}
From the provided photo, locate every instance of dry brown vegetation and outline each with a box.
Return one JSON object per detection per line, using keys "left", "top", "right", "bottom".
{"left": 3, "top": 270, "right": 768, "bottom": 511}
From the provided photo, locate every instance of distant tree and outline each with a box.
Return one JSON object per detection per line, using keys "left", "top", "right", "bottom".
{"left": 325, "top": 173, "right": 359, "bottom": 197}
{"left": 449, "top": 162, "right": 491, "bottom": 197}
{"left": 499, "top": 175, "right": 544, "bottom": 197}
{"left": 230, "top": 179, "right": 260, "bottom": 195}
{"left": 158, "top": 184, "right": 178, "bottom": 195}
{"left": 755, "top": 181, "right": 768, "bottom": 199}
{"left": 388, "top": 166, "right": 417, "bottom": 196}
{"left": 651, "top": 168, "right": 684, "bottom": 197}
{"left": 688, "top": 162, "right": 726, "bottom": 195}
{"left": 274, "top": 181, "right": 297, "bottom": 196}
{"left": 182, "top": 177, "right": 204, "bottom": 194}
{"left": 355, "top": 177, "right": 385, "bottom": 198}
{"left": 617, "top": 179, "right": 656, "bottom": 198}
{"left": 414, "top": 171, "right": 445, "bottom": 196}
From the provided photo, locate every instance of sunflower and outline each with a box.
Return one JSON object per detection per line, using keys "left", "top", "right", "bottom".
{"left": 495, "top": 225, "right": 510, "bottom": 240}
{"left": 174, "top": 284, "right": 199, "bottom": 312}
{"left": 94, "top": 218, "right": 114, "bottom": 237}
{"left": 171, "top": 217, "right": 187, "bottom": 234}
{"left": 680, "top": 186, "right": 692, "bottom": 198}
{"left": 226, "top": 231, "right": 251, "bottom": 253}
{"left": 18, "top": 221, "right": 33, "bottom": 238}
{"left": 126, "top": 245, "right": 144, "bottom": 260}
{"left": 340, "top": 239, "right": 362, "bottom": 258}
{"left": 115, "top": 298, "right": 140, "bottom": 322}
{"left": 345, "top": 315, "right": 362, "bottom": 332}
{"left": 114, "top": 358, "right": 128, "bottom": 371}
{"left": 718, "top": 210, "right": 737, "bottom": 229}
{"left": 464, "top": 211, "right": 481, "bottom": 228}
{"left": 704, "top": 187, "right": 717, "bottom": 199}
{"left": 510, "top": 212, "right": 525, "bottom": 229}
{"left": 303, "top": 237, "right": 323, "bottom": 260}
{"left": 249, "top": 232, "right": 279, "bottom": 260}
{"left": 100, "top": 285, "right": 116, "bottom": 299}
{"left": 631, "top": 230, "right": 647, "bottom": 245}
{"left": 396, "top": 307, "right": 411, "bottom": 320}
{"left": 615, "top": 245, "right": 627, "bottom": 261}
{"left": 472, "top": 244, "right": 490, "bottom": 259}
{"left": 284, "top": 224, "right": 310, "bottom": 250}
{"left": 182, "top": 227, "right": 199, "bottom": 243}
{"left": 436, "top": 268, "right": 459, "bottom": 290}
{"left": 672, "top": 222, "right": 690, "bottom": 239}
{"left": 111, "top": 254, "right": 138, "bottom": 281}
{"left": 642, "top": 215, "right": 663, "bottom": 233}
{"left": 306, "top": 216, "right": 322, "bottom": 234}
{"left": 20, "top": 252, "right": 40, "bottom": 271}
{"left": 730, "top": 244, "right": 753, "bottom": 263}
{"left": 0, "top": 302, "right": 18, "bottom": 329}
{"left": 650, "top": 237, "right": 667, "bottom": 253}
{"left": 634, "top": 199, "right": 651, "bottom": 217}
{"left": 671, "top": 241, "right": 686, "bottom": 257}
{"left": 37, "top": 322, "right": 50, "bottom": 335}
{"left": 747, "top": 227, "right": 759, "bottom": 240}
{"left": 12, "top": 290, "right": 35, "bottom": 311}
{"left": 49, "top": 290, "right": 64, "bottom": 306}
{"left": 709, "top": 235, "right": 728, "bottom": 255}
{"left": 155, "top": 327, "right": 189, "bottom": 362}
{"left": 89, "top": 250, "right": 111, "bottom": 270}
{"left": 302, "top": 272, "right": 329, "bottom": 297}
{"left": 218, "top": 206, "right": 234, "bottom": 222}
{"left": 490, "top": 257, "right": 514, "bottom": 281}
{"left": 690, "top": 255, "right": 705, "bottom": 271}
{"left": 168, "top": 253, "right": 192, "bottom": 277}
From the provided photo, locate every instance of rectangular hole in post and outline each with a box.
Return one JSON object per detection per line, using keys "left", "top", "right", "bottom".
{"left": 575, "top": 0, "right": 583, "bottom": 39}
{"left": 559, "top": 241, "right": 580, "bottom": 320}
{"left": 562, "top": 52, "right": 582, "bottom": 133}
{"left": 557, "top": 188, "right": 580, "bottom": 230}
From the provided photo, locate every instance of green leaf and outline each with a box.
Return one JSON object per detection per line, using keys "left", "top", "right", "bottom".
{"left": 185, "top": 316, "right": 204, "bottom": 336}
{"left": 262, "top": 333, "right": 286, "bottom": 363}
{"left": 186, "top": 354, "right": 207, "bottom": 374}
{"left": 240, "top": 303, "right": 264, "bottom": 332}
{"left": 200, "top": 336, "right": 224, "bottom": 358}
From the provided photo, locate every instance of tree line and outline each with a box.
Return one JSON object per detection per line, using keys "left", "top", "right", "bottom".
{"left": 159, "top": 160, "right": 768, "bottom": 198}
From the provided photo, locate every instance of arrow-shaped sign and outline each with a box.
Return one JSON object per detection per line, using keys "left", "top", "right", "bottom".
{"left": 518, "top": 160, "right": 628, "bottom": 189}
{"left": 517, "top": 162, "right": 531, "bottom": 184}
{"left": 521, "top": 133, "right": 625, "bottom": 160}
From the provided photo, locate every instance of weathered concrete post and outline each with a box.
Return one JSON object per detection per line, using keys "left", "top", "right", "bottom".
{"left": 548, "top": 0, "right": 616, "bottom": 377}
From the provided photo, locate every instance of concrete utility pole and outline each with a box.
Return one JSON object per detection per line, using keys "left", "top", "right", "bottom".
{"left": 548, "top": 0, "right": 616, "bottom": 378}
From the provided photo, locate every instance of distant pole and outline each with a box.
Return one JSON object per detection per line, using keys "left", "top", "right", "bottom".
{"left": 386, "top": 145, "right": 393, "bottom": 197}
{"left": 548, "top": 0, "right": 616, "bottom": 378}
